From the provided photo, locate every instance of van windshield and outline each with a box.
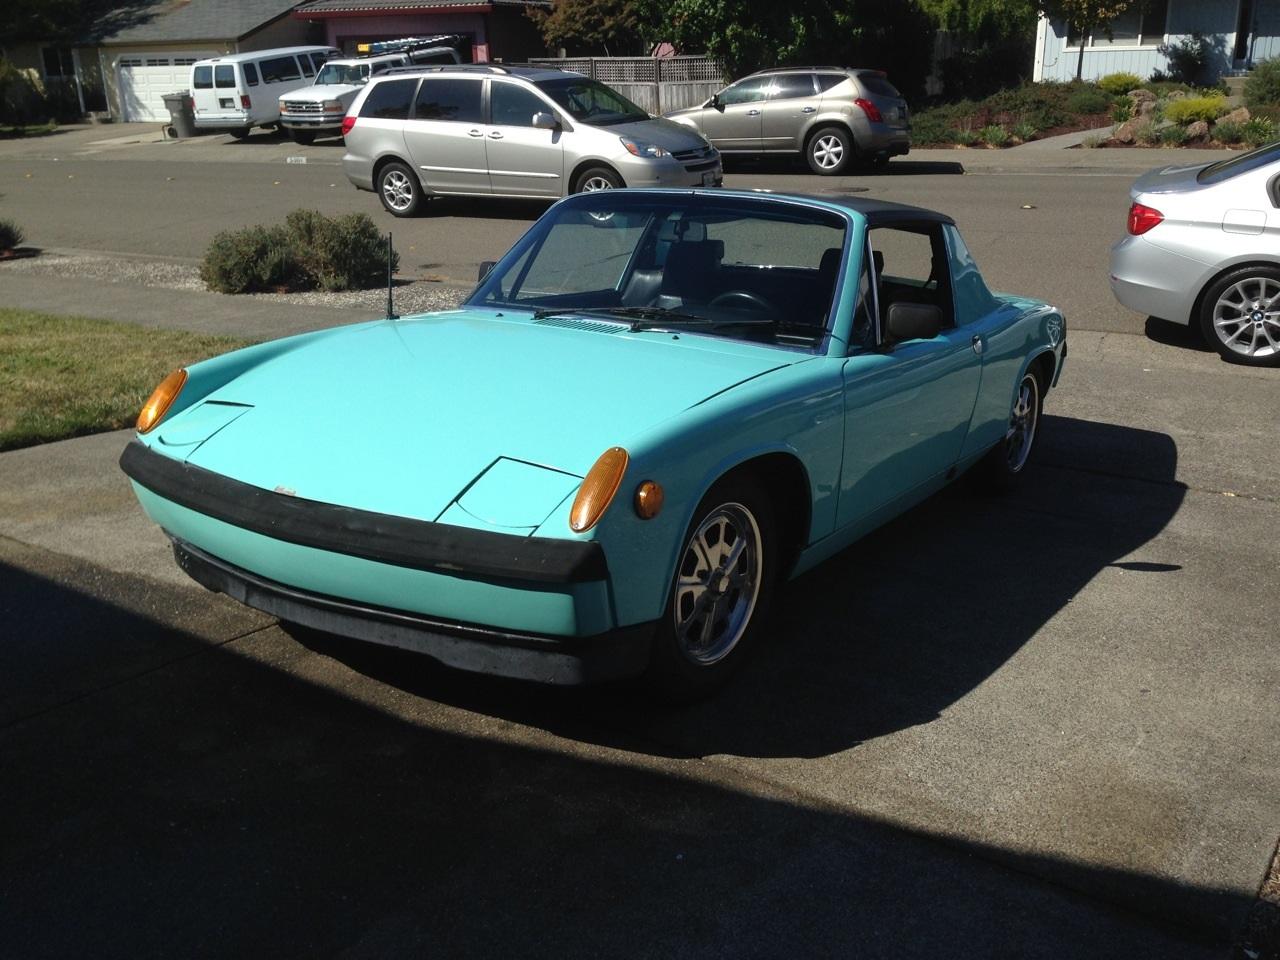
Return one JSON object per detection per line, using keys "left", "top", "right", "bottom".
{"left": 317, "top": 63, "right": 370, "bottom": 85}
{"left": 534, "top": 77, "right": 648, "bottom": 125}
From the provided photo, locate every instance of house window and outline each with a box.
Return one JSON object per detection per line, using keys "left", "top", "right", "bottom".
{"left": 1066, "top": 0, "right": 1167, "bottom": 48}
{"left": 41, "top": 46, "right": 75, "bottom": 78}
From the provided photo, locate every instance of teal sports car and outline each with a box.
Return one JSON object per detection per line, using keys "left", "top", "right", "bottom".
{"left": 121, "top": 189, "right": 1066, "bottom": 699}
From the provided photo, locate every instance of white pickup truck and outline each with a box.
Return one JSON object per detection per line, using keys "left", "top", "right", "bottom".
{"left": 278, "top": 36, "right": 464, "bottom": 144}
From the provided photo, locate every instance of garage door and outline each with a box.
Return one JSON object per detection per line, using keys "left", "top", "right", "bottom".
{"left": 117, "top": 54, "right": 213, "bottom": 121}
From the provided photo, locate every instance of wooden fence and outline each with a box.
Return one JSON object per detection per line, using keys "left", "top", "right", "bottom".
{"left": 525, "top": 56, "right": 724, "bottom": 115}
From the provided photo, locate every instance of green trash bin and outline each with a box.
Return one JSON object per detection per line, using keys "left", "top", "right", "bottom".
{"left": 163, "top": 91, "right": 196, "bottom": 138}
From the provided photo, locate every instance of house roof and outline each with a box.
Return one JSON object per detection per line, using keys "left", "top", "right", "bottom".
{"left": 92, "top": 0, "right": 304, "bottom": 44}
{"left": 293, "top": 0, "right": 544, "bottom": 15}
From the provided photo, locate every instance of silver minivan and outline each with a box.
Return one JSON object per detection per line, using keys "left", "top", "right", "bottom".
{"left": 665, "top": 67, "right": 911, "bottom": 175}
{"left": 342, "top": 65, "right": 722, "bottom": 216}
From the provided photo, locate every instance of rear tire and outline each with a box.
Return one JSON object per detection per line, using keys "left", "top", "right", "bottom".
{"left": 228, "top": 127, "right": 251, "bottom": 140}
{"left": 645, "top": 477, "right": 777, "bottom": 702}
{"left": 806, "top": 126, "right": 853, "bottom": 175}
{"left": 289, "top": 129, "right": 316, "bottom": 145}
{"left": 1197, "top": 264, "right": 1280, "bottom": 367}
{"left": 975, "top": 367, "right": 1043, "bottom": 493}
{"left": 573, "top": 166, "right": 623, "bottom": 193}
{"left": 376, "top": 161, "right": 424, "bottom": 217}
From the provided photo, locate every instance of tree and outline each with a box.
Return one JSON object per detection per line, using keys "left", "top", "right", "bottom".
{"left": 1035, "top": 0, "right": 1139, "bottom": 79}
{"left": 529, "top": 0, "right": 663, "bottom": 56}
{"left": 920, "top": 0, "right": 1038, "bottom": 98}
{"left": 663, "top": 0, "right": 936, "bottom": 102}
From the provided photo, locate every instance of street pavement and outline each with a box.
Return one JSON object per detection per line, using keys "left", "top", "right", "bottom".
{"left": 1, "top": 125, "right": 1278, "bottom": 958}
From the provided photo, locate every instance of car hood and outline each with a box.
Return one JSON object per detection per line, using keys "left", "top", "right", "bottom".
{"left": 605, "top": 116, "right": 710, "bottom": 151}
{"left": 1130, "top": 161, "right": 1211, "bottom": 197}
{"left": 176, "top": 310, "right": 793, "bottom": 527}
{"left": 288, "top": 83, "right": 361, "bottom": 101}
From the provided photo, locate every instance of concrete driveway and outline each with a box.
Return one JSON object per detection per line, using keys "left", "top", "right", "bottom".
{"left": 1, "top": 127, "right": 1278, "bottom": 958}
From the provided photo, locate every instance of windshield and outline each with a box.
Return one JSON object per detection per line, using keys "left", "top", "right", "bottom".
{"left": 316, "top": 62, "right": 369, "bottom": 85}
{"left": 468, "top": 193, "right": 848, "bottom": 348}
{"left": 534, "top": 77, "right": 648, "bottom": 125}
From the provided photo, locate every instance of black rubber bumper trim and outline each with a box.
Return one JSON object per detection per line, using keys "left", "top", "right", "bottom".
{"left": 120, "top": 441, "right": 606, "bottom": 585}
{"left": 173, "top": 539, "right": 653, "bottom": 685}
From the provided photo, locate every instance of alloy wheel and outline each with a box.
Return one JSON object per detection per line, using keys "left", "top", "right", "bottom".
{"left": 673, "top": 503, "right": 763, "bottom": 665}
{"left": 812, "top": 135, "right": 844, "bottom": 170}
{"left": 381, "top": 170, "right": 414, "bottom": 212}
{"left": 1005, "top": 374, "right": 1039, "bottom": 473}
{"left": 1212, "top": 275, "right": 1280, "bottom": 359}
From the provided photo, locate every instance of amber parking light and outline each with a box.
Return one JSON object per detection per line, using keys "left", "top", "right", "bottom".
{"left": 570, "top": 447, "right": 629, "bottom": 532}
{"left": 137, "top": 368, "right": 187, "bottom": 433}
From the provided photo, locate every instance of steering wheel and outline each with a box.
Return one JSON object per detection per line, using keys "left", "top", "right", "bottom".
{"left": 709, "top": 289, "right": 778, "bottom": 315}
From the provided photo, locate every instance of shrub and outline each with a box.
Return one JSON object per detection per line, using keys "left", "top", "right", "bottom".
{"left": 1010, "top": 120, "right": 1038, "bottom": 141}
{"left": 909, "top": 111, "right": 956, "bottom": 145}
{"left": 200, "top": 210, "right": 395, "bottom": 294}
{"left": 980, "top": 124, "right": 1010, "bottom": 146}
{"left": 1064, "top": 83, "right": 1113, "bottom": 115}
{"left": 1081, "top": 133, "right": 1104, "bottom": 148}
{"left": 0, "top": 219, "right": 25, "bottom": 250}
{"left": 953, "top": 128, "right": 979, "bottom": 146}
{"left": 1157, "top": 32, "right": 1210, "bottom": 85}
{"left": 1111, "top": 99, "right": 1133, "bottom": 123}
{"left": 1244, "top": 58, "right": 1280, "bottom": 109}
{"left": 1212, "top": 120, "right": 1244, "bottom": 145}
{"left": 1241, "top": 117, "right": 1278, "bottom": 147}
{"left": 1135, "top": 123, "right": 1161, "bottom": 146}
{"left": 1158, "top": 125, "right": 1188, "bottom": 146}
{"left": 1098, "top": 72, "right": 1143, "bottom": 96}
{"left": 1164, "top": 96, "right": 1228, "bottom": 125}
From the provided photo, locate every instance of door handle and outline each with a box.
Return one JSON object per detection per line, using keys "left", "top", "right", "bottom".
{"left": 468, "top": 129, "right": 483, "bottom": 137}
{"left": 971, "top": 335, "right": 984, "bottom": 356}
{"left": 746, "top": 109, "right": 761, "bottom": 116}
{"left": 801, "top": 106, "right": 816, "bottom": 113}
{"left": 488, "top": 130, "right": 504, "bottom": 139}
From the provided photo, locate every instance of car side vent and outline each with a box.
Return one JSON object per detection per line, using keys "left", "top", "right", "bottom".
{"left": 533, "top": 317, "right": 627, "bottom": 334}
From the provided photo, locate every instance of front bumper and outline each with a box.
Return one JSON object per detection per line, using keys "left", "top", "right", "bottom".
{"left": 175, "top": 538, "right": 653, "bottom": 684}
{"left": 280, "top": 114, "right": 344, "bottom": 131}
{"left": 119, "top": 441, "right": 653, "bottom": 684}
{"left": 618, "top": 155, "right": 723, "bottom": 189}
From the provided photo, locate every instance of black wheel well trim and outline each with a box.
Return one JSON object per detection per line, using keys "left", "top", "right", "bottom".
{"left": 1190, "top": 258, "right": 1280, "bottom": 327}
{"left": 804, "top": 121, "right": 857, "bottom": 154}
{"left": 568, "top": 159, "right": 623, "bottom": 191}
{"left": 708, "top": 451, "right": 813, "bottom": 580}
{"left": 1030, "top": 350, "right": 1057, "bottom": 394}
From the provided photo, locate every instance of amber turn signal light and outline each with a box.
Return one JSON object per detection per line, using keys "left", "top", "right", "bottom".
{"left": 634, "top": 480, "right": 664, "bottom": 519}
{"left": 136, "top": 368, "right": 187, "bottom": 434}
{"left": 570, "top": 447, "right": 629, "bottom": 532}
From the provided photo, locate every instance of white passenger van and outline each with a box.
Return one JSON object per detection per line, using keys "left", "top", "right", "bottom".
{"left": 190, "top": 46, "right": 340, "bottom": 138}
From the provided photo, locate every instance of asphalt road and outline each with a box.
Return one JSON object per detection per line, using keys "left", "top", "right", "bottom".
{"left": 0, "top": 130, "right": 1140, "bottom": 333}
{"left": 2, "top": 127, "right": 1278, "bottom": 958}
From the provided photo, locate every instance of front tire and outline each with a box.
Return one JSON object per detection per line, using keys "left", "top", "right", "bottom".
{"left": 573, "top": 166, "right": 622, "bottom": 193}
{"left": 289, "top": 129, "right": 316, "bottom": 145}
{"left": 976, "top": 367, "right": 1043, "bottom": 492}
{"left": 1198, "top": 265, "right": 1280, "bottom": 366}
{"left": 645, "top": 478, "right": 776, "bottom": 701}
{"left": 377, "top": 161, "right": 423, "bottom": 217}
{"left": 806, "top": 126, "right": 853, "bottom": 175}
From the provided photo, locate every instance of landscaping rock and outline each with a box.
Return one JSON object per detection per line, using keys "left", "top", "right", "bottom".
{"left": 1136, "top": 99, "right": 1158, "bottom": 119}
{"left": 1221, "top": 106, "right": 1251, "bottom": 125}
{"left": 1166, "top": 89, "right": 1187, "bottom": 100}
{"left": 1113, "top": 119, "right": 1150, "bottom": 144}
{"left": 1128, "top": 88, "right": 1156, "bottom": 103}
{"left": 1185, "top": 120, "right": 1210, "bottom": 141}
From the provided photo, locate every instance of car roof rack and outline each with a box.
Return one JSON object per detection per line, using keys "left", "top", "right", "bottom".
{"left": 748, "top": 65, "right": 850, "bottom": 76}
{"left": 380, "top": 63, "right": 510, "bottom": 77}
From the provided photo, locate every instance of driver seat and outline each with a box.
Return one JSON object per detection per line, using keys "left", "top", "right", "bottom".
{"left": 654, "top": 240, "right": 724, "bottom": 309}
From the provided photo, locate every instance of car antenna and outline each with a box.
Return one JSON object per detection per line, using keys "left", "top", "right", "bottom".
{"left": 385, "top": 232, "right": 398, "bottom": 320}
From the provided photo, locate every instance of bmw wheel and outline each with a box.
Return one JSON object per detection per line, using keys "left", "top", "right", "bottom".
{"left": 646, "top": 477, "right": 776, "bottom": 701}
{"left": 1199, "top": 265, "right": 1280, "bottom": 367}
{"left": 377, "top": 161, "right": 423, "bottom": 217}
{"left": 806, "top": 126, "right": 853, "bottom": 176}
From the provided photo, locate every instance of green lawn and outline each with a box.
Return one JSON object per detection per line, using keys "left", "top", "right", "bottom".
{"left": 0, "top": 309, "right": 252, "bottom": 451}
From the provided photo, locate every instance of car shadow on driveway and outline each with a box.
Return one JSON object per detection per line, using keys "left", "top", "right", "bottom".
{"left": 1145, "top": 315, "right": 1214, "bottom": 354}
{"left": 724, "top": 156, "right": 965, "bottom": 177}
{"left": 304, "top": 415, "right": 1184, "bottom": 762}
{"left": 0, "top": 534, "right": 1242, "bottom": 957}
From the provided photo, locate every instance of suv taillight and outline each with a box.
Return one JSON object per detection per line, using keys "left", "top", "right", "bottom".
{"left": 341, "top": 115, "right": 356, "bottom": 136}
{"left": 1128, "top": 202, "right": 1164, "bottom": 235}
{"left": 240, "top": 94, "right": 251, "bottom": 109}
{"left": 854, "top": 98, "right": 883, "bottom": 123}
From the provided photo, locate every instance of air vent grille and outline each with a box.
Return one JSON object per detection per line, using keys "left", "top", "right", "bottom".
{"left": 533, "top": 316, "right": 627, "bottom": 334}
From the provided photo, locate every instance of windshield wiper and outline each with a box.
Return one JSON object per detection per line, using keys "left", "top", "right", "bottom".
{"left": 591, "top": 306, "right": 776, "bottom": 332}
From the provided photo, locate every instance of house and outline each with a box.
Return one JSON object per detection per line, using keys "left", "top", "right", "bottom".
{"left": 4, "top": 0, "right": 326, "bottom": 124}
{"left": 290, "top": 0, "right": 549, "bottom": 63}
{"left": 1033, "top": 0, "right": 1280, "bottom": 83}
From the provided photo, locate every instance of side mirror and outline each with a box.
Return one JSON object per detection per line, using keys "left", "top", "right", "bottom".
{"left": 477, "top": 260, "right": 496, "bottom": 281}
{"left": 709, "top": 93, "right": 721, "bottom": 108}
{"left": 885, "top": 302, "right": 943, "bottom": 343}
{"left": 531, "top": 112, "right": 558, "bottom": 130}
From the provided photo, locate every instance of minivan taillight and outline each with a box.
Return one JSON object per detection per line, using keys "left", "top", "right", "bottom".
{"left": 854, "top": 98, "right": 883, "bottom": 123}
{"left": 240, "top": 94, "right": 251, "bottom": 109}
{"left": 341, "top": 115, "right": 356, "bottom": 136}
{"left": 1128, "top": 202, "right": 1164, "bottom": 235}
